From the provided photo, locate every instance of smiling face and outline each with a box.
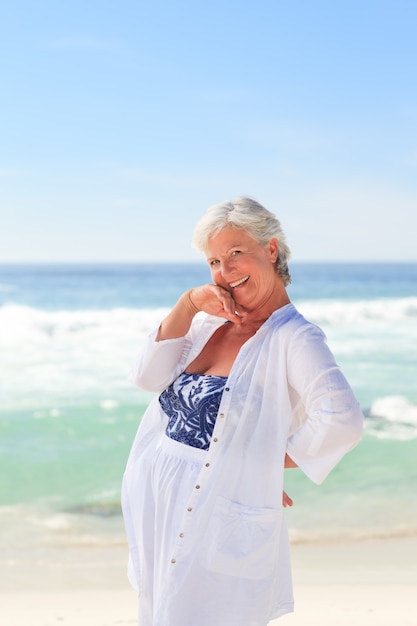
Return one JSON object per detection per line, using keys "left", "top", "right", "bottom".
{"left": 205, "top": 226, "right": 282, "bottom": 313}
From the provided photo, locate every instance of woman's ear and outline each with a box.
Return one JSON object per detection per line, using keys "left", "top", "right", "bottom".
{"left": 268, "top": 238, "right": 279, "bottom": 263}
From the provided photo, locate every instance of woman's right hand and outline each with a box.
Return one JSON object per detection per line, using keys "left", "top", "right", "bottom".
{"left": 188, "top": 284, "right": 243, "bottom": 324}
{"left": 156, "top": 283, "right": 242, "bottom": 341}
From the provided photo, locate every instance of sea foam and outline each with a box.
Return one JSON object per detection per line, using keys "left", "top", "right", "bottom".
{"left": 296, "top": 297, "right": 417, "bottom": 325}
{"left": 1, "top": 297, "right": 416, "bottom": 342}
{"left": 0, "top": 304, "right": 170, "bottom": 343}
{"left": 365, "top": 396, "right": 417, "bottom": 440}
{"left": 1, "top": 302, "right": 415, "bottom": 414}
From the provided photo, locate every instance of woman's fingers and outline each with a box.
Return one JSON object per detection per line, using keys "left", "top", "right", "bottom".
{"left": 216, "top": 286, "right": 242, "bottom": 323}
{"left": 282, "top": 491, "right": 294, "bottom": 508}
{"left": 191, "top": 284, "right": 242, "bottom": 323}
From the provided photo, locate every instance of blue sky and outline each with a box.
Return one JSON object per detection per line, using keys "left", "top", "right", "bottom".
{"left": 1, "top": 0, "right": 416, "bottom": 263}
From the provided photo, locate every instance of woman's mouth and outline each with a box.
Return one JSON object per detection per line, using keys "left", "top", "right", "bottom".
{"left": 230, "top": 276, "right": 249, "bottom": 289}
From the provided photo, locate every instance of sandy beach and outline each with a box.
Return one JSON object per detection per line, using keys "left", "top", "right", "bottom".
{"left": 1, "top": 535, "right": 416, "bottom": 626}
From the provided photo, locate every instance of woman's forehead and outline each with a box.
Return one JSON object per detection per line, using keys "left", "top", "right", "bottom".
{"left": 207, "top": 226, "right": 257, "bottom": 249}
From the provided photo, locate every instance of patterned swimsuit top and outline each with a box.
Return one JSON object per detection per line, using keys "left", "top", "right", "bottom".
{"left": 159, "top": 372, "right": 227, "bottom": 450}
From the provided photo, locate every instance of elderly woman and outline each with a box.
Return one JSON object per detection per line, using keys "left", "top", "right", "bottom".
{"left": 122, "top": 197, "right": 363, "bottom": 626}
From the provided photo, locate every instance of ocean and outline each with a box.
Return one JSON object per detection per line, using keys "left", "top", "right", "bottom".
{"left": 1, "top": 262, "right": 417, "bottom": 555}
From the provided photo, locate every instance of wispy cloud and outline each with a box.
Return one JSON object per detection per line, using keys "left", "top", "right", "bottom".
{"left": 243, "top": 119, "right": 344, "bottom": 154}
{"left": 406, "top": 150, "right": 417, "bottom": 168}
{"left": 0, "top": 168, "right": 20, "bottom": 177}
{"left": 42, "top": 37, "right": 120, "bottom": 52}
{"left": 185, "top": 86, "right": 256, "bottom": 106}
{"left": 115, "top": 165, "right": 215, "bottom": 189}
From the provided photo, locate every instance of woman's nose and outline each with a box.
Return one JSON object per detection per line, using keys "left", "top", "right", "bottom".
{"left": 220, "top": 259, "right": 234, "bottom": 276}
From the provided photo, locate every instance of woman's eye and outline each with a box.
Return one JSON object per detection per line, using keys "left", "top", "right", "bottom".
{"left": 231, "top": 250, "right": 241, "bottom": 257}
{"left": 209, "top": 259, "right": 219, "bottom": 266}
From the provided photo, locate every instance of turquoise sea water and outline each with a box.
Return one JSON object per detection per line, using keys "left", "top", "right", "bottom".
{"left": 1, "top": 262, "right": 416, "bottom": 549}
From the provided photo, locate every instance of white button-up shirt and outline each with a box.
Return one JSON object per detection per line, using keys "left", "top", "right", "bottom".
{"left": 122, "top": 303, "right": 363, "bottom": 625}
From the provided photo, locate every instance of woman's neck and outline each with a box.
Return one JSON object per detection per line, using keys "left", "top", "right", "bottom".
{"left": 233, "top": 290, "right": 291, "bottom": 332}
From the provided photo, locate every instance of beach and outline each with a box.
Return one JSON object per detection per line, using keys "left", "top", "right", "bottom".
{"left": 1, "top": 535, "right": 416, "bottom": 626}
{"left": 1, "top": 262, "right": 417, "bottom": 625}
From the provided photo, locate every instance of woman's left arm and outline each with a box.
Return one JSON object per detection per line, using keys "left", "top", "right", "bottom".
{"left": 285, "top": 323, "right": 364, "bottom": 484}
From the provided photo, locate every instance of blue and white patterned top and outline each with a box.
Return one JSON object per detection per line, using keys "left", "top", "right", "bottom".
{"left": 159, "top": 372, "right": 227, "bottom": 450}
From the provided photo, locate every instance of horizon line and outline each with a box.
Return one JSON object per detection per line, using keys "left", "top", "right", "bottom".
{"left": 0, "top": 259, "right": 416, "bottom": 266}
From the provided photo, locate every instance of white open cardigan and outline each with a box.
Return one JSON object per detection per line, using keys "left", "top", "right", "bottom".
{"left": 122, "top": 303, "right": 363, "bottom": 625}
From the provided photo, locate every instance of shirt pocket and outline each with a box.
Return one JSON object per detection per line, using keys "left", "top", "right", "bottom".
{"left": 202, "top": 495, "right": 282, "bottom": 580}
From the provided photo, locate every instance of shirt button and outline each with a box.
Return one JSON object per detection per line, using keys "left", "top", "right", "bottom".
{"left": 171, "top": 558, "right": 176, "bottom": 564}
{"left": 225, "top": 387, "right": 230, "bottom": 392}
{"left": 219, "top": 413, "right": 225, "bottom": 418}
{"left": 213, "top": 437, "right": 218, "bottom": 442}
{"left": 179, "top": 533, "right": 184, "bottom": 538}
{"left": 195, "top": 484, "right": 201, "bottom": 489}
{"left": 187, "top": 507, "right": 192, "bottom": 512}
{"left": 205, "top": 462, "right": 210, "bottom": 467}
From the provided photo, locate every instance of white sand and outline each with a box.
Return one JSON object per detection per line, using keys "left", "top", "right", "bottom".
{"left": 1, "top": 537, "right": 416, "bottom": 625}
{"left": 277, "top": 537, "right": 417, "bottom": 626}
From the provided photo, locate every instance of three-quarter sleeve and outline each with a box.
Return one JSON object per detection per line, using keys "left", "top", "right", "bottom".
{"left": 128, "top": 314, "right": 222, "bottom": 393}
{"left": 129, "top": 327, "right": 189, "bottom": 392}
{"left": 286, "top": 322, "right": 363, "bottom": 484}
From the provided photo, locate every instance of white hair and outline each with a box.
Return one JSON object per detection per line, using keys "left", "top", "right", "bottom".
{"left": 192, "top": 196, "right": 292, "bottom": 285}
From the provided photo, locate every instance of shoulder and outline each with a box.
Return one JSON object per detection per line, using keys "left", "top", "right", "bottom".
{"left": 262, "top": 305, "right": 327, "bottom": 354}
{"left": 188, "top": 313, "right": 226, "bottom": 340}
{"left": 267, "top": 303, "right": 323, "bottom": 334}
